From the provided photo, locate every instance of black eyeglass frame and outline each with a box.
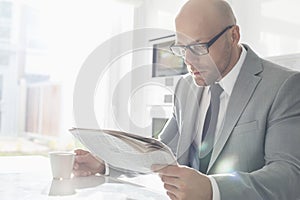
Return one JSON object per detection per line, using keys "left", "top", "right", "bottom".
{"left": 170, "top": 25, "right": 234, "bottom": 57}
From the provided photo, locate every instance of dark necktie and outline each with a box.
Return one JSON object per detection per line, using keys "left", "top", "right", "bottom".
{"left": 199, "top": 83, "right": 223, "bottom": 173}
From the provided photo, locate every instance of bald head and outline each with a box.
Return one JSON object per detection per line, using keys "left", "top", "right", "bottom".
{"left": 176, "top": 0, "right": 236, "bottom": 40}
{"left": 175, "top": 0, "right": 242, "bottom": 86}
{"left": 213, "top": 0, "right": 236, "bottom": 26}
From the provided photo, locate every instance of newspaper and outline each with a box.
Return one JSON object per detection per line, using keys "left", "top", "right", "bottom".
{"left": 70, "top": 128, "right": 177, "bottom": 174}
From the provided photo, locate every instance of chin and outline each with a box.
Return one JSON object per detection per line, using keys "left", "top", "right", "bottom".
{"left": 193, "top": 78, "right": 207, "bottom": 87}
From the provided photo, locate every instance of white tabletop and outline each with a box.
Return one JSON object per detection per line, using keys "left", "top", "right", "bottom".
{"left": 0, "top": 156, "right": 168, "bottom": 200}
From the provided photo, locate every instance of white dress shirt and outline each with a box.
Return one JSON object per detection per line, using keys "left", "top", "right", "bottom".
{"left": 197, "top": 45, "right": 247, "bottom": 200}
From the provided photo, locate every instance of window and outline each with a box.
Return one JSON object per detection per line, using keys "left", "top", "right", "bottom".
{"left": 0, "top": 51, "right": 10, "bottom": 66}
{"left": 0, "top": 0, "right": 134, "bottom": 155}
{"left": 0, "top": 1, "right": 12, "bottom": 19}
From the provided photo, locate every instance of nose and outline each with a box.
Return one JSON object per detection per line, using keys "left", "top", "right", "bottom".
{"left": 184, "top": 48, "right": 197, "bottom": 66}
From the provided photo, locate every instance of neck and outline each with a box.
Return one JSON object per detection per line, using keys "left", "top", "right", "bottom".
{"left": 220, "top": 44, "right": 242, "bottom": 79}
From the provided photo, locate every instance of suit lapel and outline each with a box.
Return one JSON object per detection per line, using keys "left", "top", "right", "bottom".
{"left": 207, "top": 45, "right": 263, "bottom": 173}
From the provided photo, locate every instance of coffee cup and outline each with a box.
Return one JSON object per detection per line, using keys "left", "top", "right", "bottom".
{"left": 49, "top": 151, "right": 75, "bottom": 179}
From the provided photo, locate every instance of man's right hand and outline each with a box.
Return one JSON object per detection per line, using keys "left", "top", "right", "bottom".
{"left": 73, "top": 149, "right": 106, "bottom": 176}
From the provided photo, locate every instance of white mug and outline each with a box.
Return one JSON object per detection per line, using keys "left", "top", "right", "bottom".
{"left": 49, "top": 151, "right": 75, "bottom": 179}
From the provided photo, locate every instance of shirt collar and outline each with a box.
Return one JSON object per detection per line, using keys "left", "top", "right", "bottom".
{"left": 217, "top": 45, "right": 247, "bottom": 96}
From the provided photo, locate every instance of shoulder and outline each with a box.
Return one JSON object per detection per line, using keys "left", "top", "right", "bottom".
{"left": 174, "top": 74, "right": 199, "bottom": 97}
{"left": 243, "top": 44, "right": 299, "bottom": 81}
{"left": 172, "top": 74, "right": 202, "bottom": 109}
{"left": 243, "top": 44, "right": 300, "bottom": 90}
{"left": 261, "top": 58, "right": 299, "bottom": 77}
{"left": 259, "top": 58, "right": 300, "bottom": 88}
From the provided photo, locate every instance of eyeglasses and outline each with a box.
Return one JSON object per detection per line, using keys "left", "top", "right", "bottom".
{"left": 170, "top": 25, "right": 234, "bottom": 57}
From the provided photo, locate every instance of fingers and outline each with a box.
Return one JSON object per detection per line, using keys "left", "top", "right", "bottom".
{"left": 73, "top": 162, "right": 79, "bottom": 170}
{"left": 73, "top": 169, "right": 92, "bottom": 177}
{"left": 164, "top": 182, "right": 178, "bottom": 192}
{"left": 151, "top": 164, "right": 166, "bottom": 172}
{"left": 74, "top": 149, "right": 98, "bottom": 165}
{"left": 163, "top": 177, "right": 187, "bottom": 200}
{"left": 73, "top": 149, "right": 93, "bottom": 177}
{"left": 153, "top": 164, "right": 211, "bottom": 200}
{"left": 164, "top": 184, "right": 181, "bottom": 200}
{"left": 151, "top": 164, "right": 180, "bottom": 177}
{"left": 75, "top": 153, "right": 90, "bottom": 163}
{"left": 74, "top": 149, "right": 89, "bottom": 155}
{"left": 72, "top": 149, "right": 106, "bottom": 176}
{"left": 73, "top": 167, "right": 92, "bottom": 177}
{"left": 161, "top": 175, "right": 180, "bottom": 187}
{"left": 73, "top": 160, "right": 94, "bottom": 177}
{"left": 167, "top": 191, "right": 178, "bottom": 200}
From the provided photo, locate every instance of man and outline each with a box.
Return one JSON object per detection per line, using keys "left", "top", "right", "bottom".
{"left": 73, "top": 0, "right": 300, "bottom": 199}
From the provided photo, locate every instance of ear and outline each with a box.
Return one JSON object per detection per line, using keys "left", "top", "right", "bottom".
{"left": 231, "top": 25, "right": 240, "bottom": 44}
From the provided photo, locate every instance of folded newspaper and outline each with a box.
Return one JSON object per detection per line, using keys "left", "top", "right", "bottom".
{"left": 70, "top": 128, "right": 177, "bottom": 174}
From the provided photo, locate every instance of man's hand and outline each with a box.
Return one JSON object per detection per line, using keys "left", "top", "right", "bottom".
{"left": 73, "top": 149, "right": 105, "bottom": 176}
{"left": 152, "top": 164, "right": 212, "bottom": 200}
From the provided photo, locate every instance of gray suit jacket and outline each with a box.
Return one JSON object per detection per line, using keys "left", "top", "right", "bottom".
{"left": 159, "top": 44, "right": 300, "bottom": 200}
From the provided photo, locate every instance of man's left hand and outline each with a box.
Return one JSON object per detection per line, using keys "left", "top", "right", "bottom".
{"left": 152, "top": 164, "right": 212, "bottom": 200}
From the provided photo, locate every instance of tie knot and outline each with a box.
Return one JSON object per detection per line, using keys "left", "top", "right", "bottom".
{"left": 210, "top": 83, "right": 223, "bottom": 98}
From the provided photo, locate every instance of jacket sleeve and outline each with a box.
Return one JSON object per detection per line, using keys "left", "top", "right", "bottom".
{"left": 158, "top": 77, "right": 183, "bottom": 156}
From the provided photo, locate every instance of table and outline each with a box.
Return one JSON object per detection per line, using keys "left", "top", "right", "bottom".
{"left": 0, "top": 156, "right": 168, "bottom": 200}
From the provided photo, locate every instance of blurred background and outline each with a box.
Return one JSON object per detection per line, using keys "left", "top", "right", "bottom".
{"left": 0, "top": 0, "right": 299, "bottom": 156}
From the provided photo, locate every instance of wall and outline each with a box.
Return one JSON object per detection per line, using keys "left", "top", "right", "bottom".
{"left": 124, "top": 0, "right": 186, "bottom": 136}
{"left": 126, "top": 0, "right": 300, "bottom": 136}
{"left": 230, "top": 0, "right": 300, "bottom": 57}
{"left": 134, "top": 0, "right": 300, "bottom": 59}
{"left": 134, "top": 0, "right": 186, "bottom": 30}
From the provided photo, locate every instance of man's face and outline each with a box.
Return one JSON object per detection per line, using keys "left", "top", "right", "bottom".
{"left": 175, "top": 14, "right": 233, "bottom": 86}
